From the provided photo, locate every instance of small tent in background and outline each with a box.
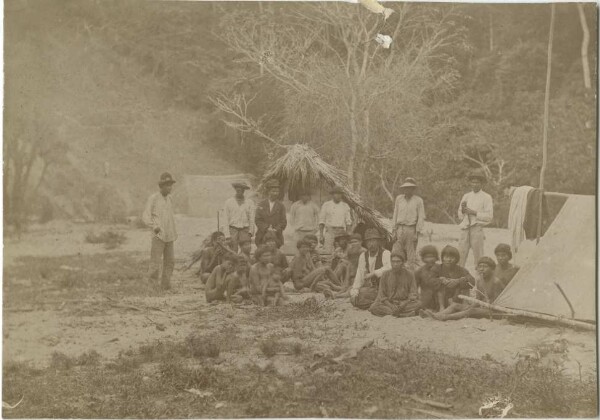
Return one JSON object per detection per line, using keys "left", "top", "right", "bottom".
{"left": 494, "top": 194, "right": 596, "bottom": 323}
{"left": 184, "top": 173, "right": 257, "bottom": 221}
{"left": 258, "top": 144, "right": 393, "bottom": 245}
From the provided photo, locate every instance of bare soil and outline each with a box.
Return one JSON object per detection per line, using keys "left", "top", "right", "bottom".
{"left": 3, "top": 217, "right": 596, "bottom": 379}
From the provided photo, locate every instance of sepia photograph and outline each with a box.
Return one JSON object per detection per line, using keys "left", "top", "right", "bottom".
{"left": 2, "top": 0, "right": 598, "bottom": 418}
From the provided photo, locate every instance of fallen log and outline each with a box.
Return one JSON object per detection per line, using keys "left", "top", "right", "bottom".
{"left": 458, "top": 295, "right": 595, "bottom": 331}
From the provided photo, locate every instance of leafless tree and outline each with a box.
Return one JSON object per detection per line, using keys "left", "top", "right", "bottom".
{"left": 217, "top": 3, "right": 465, "bottom": 192}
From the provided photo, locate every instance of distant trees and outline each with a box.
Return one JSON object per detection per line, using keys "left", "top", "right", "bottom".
{"left": 3, "top": 108, "right": 68, "bottom": 235}
{"left": 3, "top": 1, "right": 596, "bottom": 230}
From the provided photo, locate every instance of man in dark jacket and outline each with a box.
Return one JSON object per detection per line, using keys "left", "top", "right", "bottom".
{"left": 255, "top": 179, "right": 287, "bottom": 248}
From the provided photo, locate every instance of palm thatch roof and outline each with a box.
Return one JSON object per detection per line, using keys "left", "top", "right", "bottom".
{"left": 259, "top": 144, "right": 392, "bottom": 239}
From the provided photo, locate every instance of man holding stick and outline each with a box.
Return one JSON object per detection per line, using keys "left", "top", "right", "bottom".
{"left": 142, "top": 172, "right": 178, "bottom": 291}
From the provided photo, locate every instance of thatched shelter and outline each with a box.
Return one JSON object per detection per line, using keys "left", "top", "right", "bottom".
{"left": 259, "top": 144, "right": 392, "bottom": 241}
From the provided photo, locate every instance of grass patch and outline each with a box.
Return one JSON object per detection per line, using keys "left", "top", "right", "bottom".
{"left": 255, "top": 296, "right": 333, "bottom": 320}
{"left": 84, "top": 230, "right": 127, "bottom": 250}
{"left": 50, "top": 350, "right": 102, "bottom": 370}
{"left": 2, "top": 340, "right": 596, "bottom": 419}
{"left": 3, "top": 252, "right": 151, "bottom": 306}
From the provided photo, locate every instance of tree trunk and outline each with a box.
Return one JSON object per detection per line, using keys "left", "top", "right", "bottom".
{"left": 576, "top": 4, "right": 591, "bottom": 90}
{"left": 347, "top": 95, "right": 360, "bottom": 190}
{"left": 354, "top": 108, "right": 370, "bottom": 195}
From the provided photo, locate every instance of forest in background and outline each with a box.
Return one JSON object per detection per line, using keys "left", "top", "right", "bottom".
{"left": 3, "top": 0, "right": 597, "bottom": 231}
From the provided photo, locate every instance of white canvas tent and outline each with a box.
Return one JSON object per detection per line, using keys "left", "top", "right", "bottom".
{"left": 494, "top": 194, "right": 596, "bottom": 322}
{"left": 184, "top": 174, "right": 257, "bottom": 219}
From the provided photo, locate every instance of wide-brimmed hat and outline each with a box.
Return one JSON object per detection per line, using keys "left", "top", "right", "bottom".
{"left": 334, "top": 232, "right": 350, "bottom": 241}
{"left": 399, "top": 177, "right": 417, "bottom": 189}
{"left": 467, "top": 170, "right": 487, "bottom": 182}
{"left": 364, "top": 228, "right": 383, "bottom": 241}
{"left": 330, "top": 185, "right": 344, "bottom": 194}
{"left": 232, "top": 181, "right": 250, "bottom": 190}
{"left": 158, "top": 172, "right": 176, "bottom": 186}
{"left": 349, "top": 233, "right": 363, "bottom": 242}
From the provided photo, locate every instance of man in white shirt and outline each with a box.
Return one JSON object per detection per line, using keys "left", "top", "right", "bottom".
{"left": 391, "top": 177, "right": 425, "bottom": 270}
{"left": 457, "top": 171, "right": 493, "bottom": 267}
{"left": 224, "top": 181, "right": 255, "bottom": 252}
{"left": 142, "top": 172, "right": 178, "bottom": 290}
{"left": 290, "top": 190, "right": 320, "bottom": 243}
{"left": 349, "top": 228, "right": 392, "bottom": 309}
{"left": 319, "top": 186, "right": 352, "bottom": 254}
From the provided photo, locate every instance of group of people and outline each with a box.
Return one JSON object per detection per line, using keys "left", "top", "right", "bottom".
{"left": 143, "top": 170, "right": 518, "bottom": 321}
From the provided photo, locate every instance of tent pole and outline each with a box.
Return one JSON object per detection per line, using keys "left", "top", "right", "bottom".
{"left": 458, "top": 295, "right": 595, "bottom": 331}
{"left": 536, "top": 3, "right": 555, "bottom": 244}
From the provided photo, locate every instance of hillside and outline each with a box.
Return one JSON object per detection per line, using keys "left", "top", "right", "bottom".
{"left": 4, "top": 0, "right": 238, "bottom": 223}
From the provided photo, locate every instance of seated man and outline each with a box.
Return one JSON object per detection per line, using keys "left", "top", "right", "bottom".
{"left": 226, "top": 255, "right": 251, "bottom": 304}
{"left": 262, "top": 265, "right": 286, "bottom": 306}
{"left": 332, "top": 246, "right": 352, "bottom": 292}
{"left": 205, "top": 252, "right": 236, "bottom": 303}
{"left": 289, "top": 239, "right": 340, "bottom": 298}
{"left": 264, "top": 231, "right": 289, "bottom": 280}
{"left": 494, "top": 243, "right": 519, "bottom": 288}
{"left": 304, "top": 234, "right": 323, "bottom": 267}
{"left": 349, "top": 229, "right": 391, "bottom": 310}
{"left": 431, "top": 245, "right": 475, "bottom": 311}
{"left": 414, "top": 245, "right": 444, "bottom": 311}
{"left": 199, "top": 231, "right": 228, "bottom": 284}
{"left": 331, "top": 233, "right": 350, "bottom": 267}
{"left": 249, "top": 245, "right": 273, "bottom": 306}
{"left": 238, "top": 232, "right": 255, "bottom": 274}
{"left": 346, "top": 233, "right": 366, "bottom": 279}
{"left": 423, "top": 257, "right": 505, "bottom": 321}
{"left": 370, "top": 251, "right": 421, "bottom": 317}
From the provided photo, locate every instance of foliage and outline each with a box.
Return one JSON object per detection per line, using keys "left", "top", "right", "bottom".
{"left": 3, "top": 1, "right": 597, "bottom": 228}
{"left": 3, "top": 341, "right": 596, "bottom": 418}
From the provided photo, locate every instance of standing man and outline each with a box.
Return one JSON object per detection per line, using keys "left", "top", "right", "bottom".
{"left": 224, "top": 181, "right": 255, "bottom": 253}
{"left": 142, "top": 172, "right": 178, "bottom": 290}
{"left": 457, "top": 170, "right": 493, "bottom": 267}
{"left": 349, "top": 228, "right": 391, "bottom": 310}
{"left": 255, "top": 179, "right": 287, "bottom": 248}
{"left": 319, "top": 186, "right": 352, "bottom": 254}
{"left": 391, "top": 177, "right": 425, "bottom": 270}
{"left": 290, "top": 190, "right": 320, "bottom": 243}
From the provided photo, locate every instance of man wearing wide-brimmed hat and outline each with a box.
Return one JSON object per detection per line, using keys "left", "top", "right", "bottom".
{"left": 349, "top": 228, "right": 391, "bottom": 310}
{"left": 457, "top": 169, "right": 493, "bottom": 267}
{"left": 319, "top": 185, "right": 352, "bottom": 254}
{"left": 391, "top": 177, "right": 425, "bottom": 270}
{"left": 255, "top": 179, "right": 287, "bottom": 247}
{"left": 290, "top": 190, "right": 320, "bottom": 243}
{"left": 142, "top": 172, "right": 178, "bottom": 290}
{"left": 223, "top": 181, "right": 255, "bottom": 253}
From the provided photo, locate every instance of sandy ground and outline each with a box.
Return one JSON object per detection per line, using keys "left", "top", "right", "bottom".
{"left": 2, "top": 216, "right": 597, "bottom": 380}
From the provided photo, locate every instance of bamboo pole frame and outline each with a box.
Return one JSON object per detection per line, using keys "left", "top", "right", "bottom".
{"left": 458, "top": 295, "right": 595, "bottom": 331}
